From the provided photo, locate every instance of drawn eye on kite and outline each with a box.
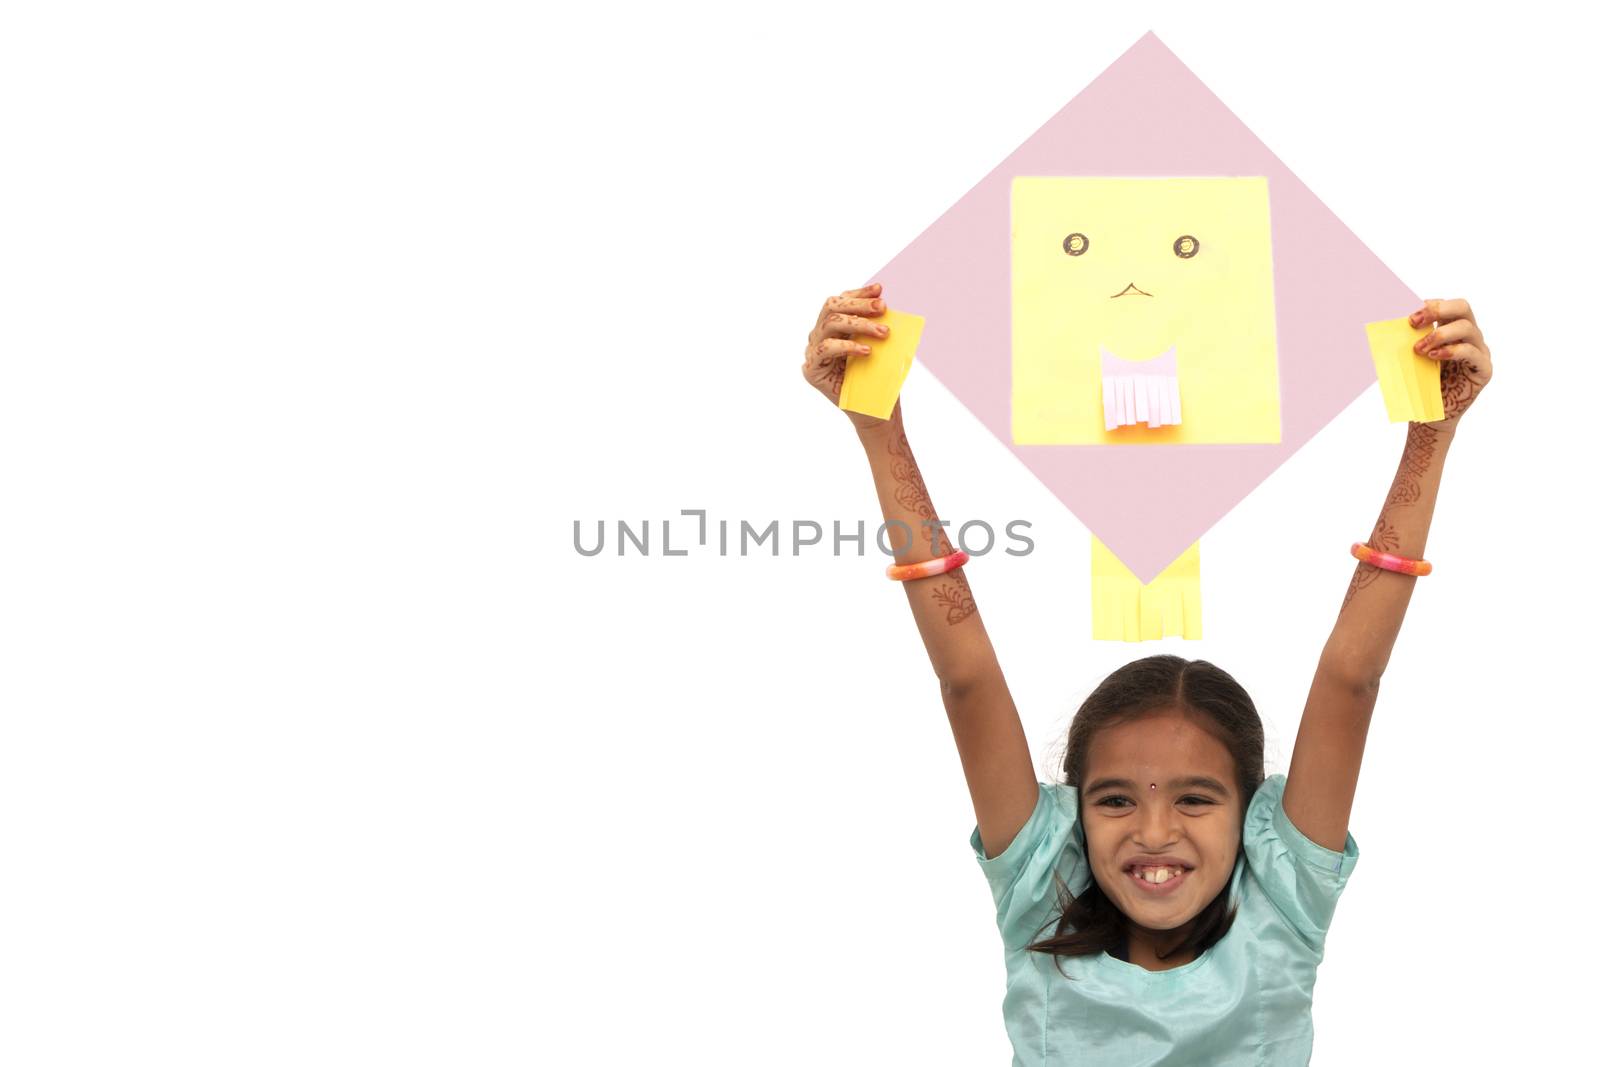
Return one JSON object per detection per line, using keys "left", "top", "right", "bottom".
{"left": 1172, "top": 235, "right": 1199, "bottom": 259}
{"left": 1063, "top": 233, "right": 1089, "bottom": 256}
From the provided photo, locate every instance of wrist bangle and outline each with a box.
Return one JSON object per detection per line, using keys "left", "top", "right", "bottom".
{"left": 1350, "top": 542, "right": 1432, "bottom": 576}
{"left": 887, "top": 549, "right": 969, "bottom": 581}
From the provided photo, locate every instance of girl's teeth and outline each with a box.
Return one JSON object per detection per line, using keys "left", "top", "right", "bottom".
{"left": 1136, "top": 867, "right": 1182, "bottom": 883}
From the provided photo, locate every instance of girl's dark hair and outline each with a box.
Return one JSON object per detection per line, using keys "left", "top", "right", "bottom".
{"left": 1025, "top": 655, "right": 1265, "bottom": 974}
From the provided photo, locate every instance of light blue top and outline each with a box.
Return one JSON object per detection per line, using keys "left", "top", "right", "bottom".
{"left": 969, "top": 773, "right": 1358, "bottom": 1066}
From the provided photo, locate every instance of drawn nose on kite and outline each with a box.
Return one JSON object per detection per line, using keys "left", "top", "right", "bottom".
{"left": 1111, "top": 282, "right": 1154, "bottom": 298}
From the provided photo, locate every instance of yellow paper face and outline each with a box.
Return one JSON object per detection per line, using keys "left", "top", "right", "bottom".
{"left": 1364, "top": 316, "right": 1444, "bottom": 423}
{"left": 1011, "top": 177, "right": 1282, "bottom": 445}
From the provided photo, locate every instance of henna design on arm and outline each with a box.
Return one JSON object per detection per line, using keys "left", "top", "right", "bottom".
{"left": 1339, "top": 422, "right": 1442, "bottom": 617}
{"left": 883, "top": 427, "right": 977, "bottom": 626}
{"left": 1340, "top": 517, "right": 1400, "bottom": 613}
{"left": 931, "top": 569, "right": 977, "bottom": 625}
{"left": 1439, "top": 358, "right": 1487, "bottom": 422}
{"left": 886, "top": 427, "right": 939, "bottom": 548}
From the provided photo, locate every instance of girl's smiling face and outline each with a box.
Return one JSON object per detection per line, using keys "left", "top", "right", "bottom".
{"left": 1080, "top": 705, "right": 1244, "bottom": 937}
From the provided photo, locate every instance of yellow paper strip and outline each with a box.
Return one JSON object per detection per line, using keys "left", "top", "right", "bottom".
{"left": 1091, "top": 537, "right": 1202, "bottom": 642}
{"left": 839, "top": 308, "right": 924, "bottom": 420}
{"left": 1364, "top": 317, "right": 1445, "bottom": 423}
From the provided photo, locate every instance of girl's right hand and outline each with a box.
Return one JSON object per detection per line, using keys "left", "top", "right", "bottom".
{"left": 800, "top": 282, "right": 897, "bottom": 433}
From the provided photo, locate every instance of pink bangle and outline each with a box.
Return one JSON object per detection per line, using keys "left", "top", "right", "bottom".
{"left": 1350, "top": 542, "right": 1432, "bottom": 576}
{"left": 887, "top": 549, "right": 969, "bottom": 581}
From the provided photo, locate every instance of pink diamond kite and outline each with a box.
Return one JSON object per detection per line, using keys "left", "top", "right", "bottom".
{"left": 870, "top": 32, "right": 1415, "bottom": 582}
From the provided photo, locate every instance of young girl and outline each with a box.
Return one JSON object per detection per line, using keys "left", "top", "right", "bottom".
{"left": 800, "top": 283, "right": 1493, "bottom": 1065}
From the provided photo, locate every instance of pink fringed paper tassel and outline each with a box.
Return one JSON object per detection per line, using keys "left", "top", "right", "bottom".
{"left": 1100, "top": 346, "right": 1182, "bottom": 430}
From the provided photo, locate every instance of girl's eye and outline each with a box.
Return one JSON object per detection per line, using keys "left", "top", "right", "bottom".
{"left": 1173, "top": 235, "right": 1199, "bottom": 258}
{"left": 1063, "top": 232, "right": 1089, "bottom": 256}
{"left": 1094, "top": 795, "right": 1215, "bottom": 809}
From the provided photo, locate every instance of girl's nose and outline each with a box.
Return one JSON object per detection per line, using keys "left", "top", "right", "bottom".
{"left": 1134, "top": 804, "right": 1179, "bottom": 845}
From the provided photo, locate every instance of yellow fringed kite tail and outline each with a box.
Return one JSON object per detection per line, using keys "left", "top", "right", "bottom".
{"left": 1091, "top": 536, "right": 1202, "bottom": 642}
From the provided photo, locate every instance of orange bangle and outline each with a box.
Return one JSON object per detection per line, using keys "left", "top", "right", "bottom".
{"left": 1350, "top": 542, "right": 1432, "bottom": 576}
{"left": 887, "top": 549, "right": 969, "bottom": 581}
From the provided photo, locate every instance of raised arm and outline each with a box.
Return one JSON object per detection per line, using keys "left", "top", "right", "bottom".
{"left": 1284, "top": 299, "right": 1493, "bottom": 850}
{"left": 856, "top": 409, "right": 1038, "bottom": 855}
{"left": 801, "top": 284, "right": 1037, "bottom": 858}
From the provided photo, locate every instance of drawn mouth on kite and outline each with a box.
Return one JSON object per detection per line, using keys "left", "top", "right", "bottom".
{"left": 1110, "top": 283, "right": 1154, "bottom": 298}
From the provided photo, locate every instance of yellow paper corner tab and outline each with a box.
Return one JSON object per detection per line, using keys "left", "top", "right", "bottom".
{"left": 1364, "top": 317, "right": 1444, "bottom": 423}
{"left": 1090, "top": 536, "right": 1202, "bottom": 642}
{"left": 839, "top": 308, "right": 924, "bottom": 419}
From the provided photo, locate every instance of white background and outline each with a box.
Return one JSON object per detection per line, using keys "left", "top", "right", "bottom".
{"left": 2, "top": 1, "right": 1596, "bottom": 1063}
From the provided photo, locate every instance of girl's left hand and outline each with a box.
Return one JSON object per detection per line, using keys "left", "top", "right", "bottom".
{"left": 1411, "top": 298, "right": 1492, "bottom": 431}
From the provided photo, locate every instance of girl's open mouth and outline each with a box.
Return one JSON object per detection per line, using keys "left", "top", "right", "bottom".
{"left": 1125, "top": 865, "right": 1191, "bottom": 896}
